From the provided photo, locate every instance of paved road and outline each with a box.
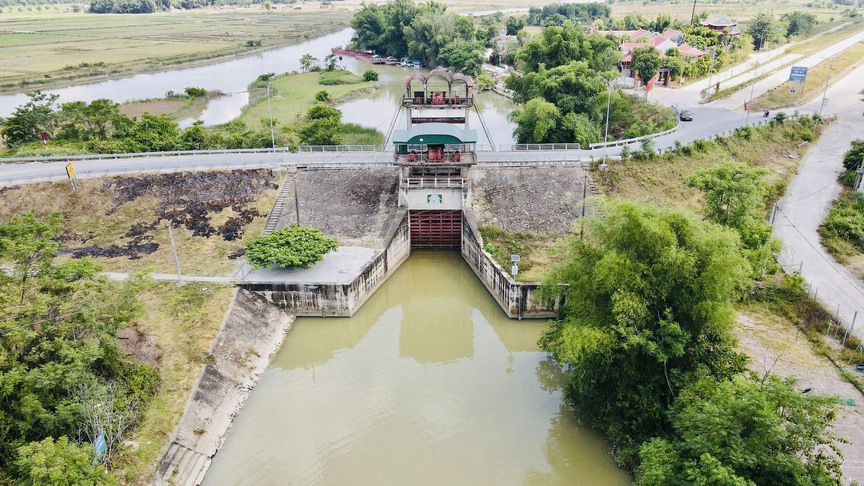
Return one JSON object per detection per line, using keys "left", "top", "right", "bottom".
{"left": 710, "top": 28, "right": 864, "bottom": 111}
{"left": 773, "top": 61, "right": 864, "bottom": 338}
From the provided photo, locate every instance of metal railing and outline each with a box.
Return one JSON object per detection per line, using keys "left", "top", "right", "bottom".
{"left": 401, "top": 177, "right": 465, "bottom": 188}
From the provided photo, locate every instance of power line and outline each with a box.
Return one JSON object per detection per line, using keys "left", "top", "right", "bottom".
{"left": 774, "top": 205, "right": 864, "bottom": 300}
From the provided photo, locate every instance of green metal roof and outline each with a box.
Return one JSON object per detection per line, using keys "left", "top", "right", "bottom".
{"left": 391, "top": 123, "right": 478, "bottom": 144}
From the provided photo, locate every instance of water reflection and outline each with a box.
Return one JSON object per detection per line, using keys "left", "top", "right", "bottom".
{"left": 205, "top": 251, "right": 628, "bottom": 485}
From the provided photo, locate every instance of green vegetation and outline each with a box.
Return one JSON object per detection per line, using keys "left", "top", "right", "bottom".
{"left": 480, "top": 224, "right": 547, "bottom": 278}
{"left": 246, "top": 225, "right": 338, "bottom": 269}
{"left": 525, "top": 3, "right": 610, "bottom": 26}
{"left": 362, "top": 70, "right": 379, "bottom": 82}
{"left": 542, "top": 114, "right": 852, "bottom": 480}
{"left": 238, "top": 69, "right": 378, "bottom": 145}
{"left": 540, "top": 200, "right": 752, "bottom": 467}
{"left": 350, "top": 0, "right": 485, "bottom": 76}
{"left": 820, "top": 140, "right": 864, "bottom": 263}
{"left": 504, "top": 22, "right": 676, "bottom": 145}
{"left": 0, "top": 70, "right": 382, "bottom": 155}
{"left": 638, "top": 374, "right": 844, "bottom": 485}
{"left": 0, "top": 213, "right": 156, "bottom": 482}
{"left": 0, "top": 9, "right": 352, "bottom": 89}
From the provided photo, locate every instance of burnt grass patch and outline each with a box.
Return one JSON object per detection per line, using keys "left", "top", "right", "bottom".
{"left": 61, "top": 170, "right": 277, "bottom": 260}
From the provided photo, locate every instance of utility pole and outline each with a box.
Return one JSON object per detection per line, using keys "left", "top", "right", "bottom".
{"left": 601, "top": 75, "right": 616, "bottom": 161}
{"left": 706, "top": 49, "right": 716, "bottom": 100}
{"left": 690, "top": 0, "right": 697, "bottom": 26}
{"left": 167, "top": 224, "right": 182, "bottom": 283}
{"left": 818, "top": 57, "right": 834, "bottom": 118}
{"left": 745, "top": 39, "right": 763, "bottom": 126}
{"left": 267, "top": 82, "right": 277, "bottom": 169}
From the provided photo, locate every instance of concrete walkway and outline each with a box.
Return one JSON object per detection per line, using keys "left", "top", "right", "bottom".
{"left": 773, "top": 61, "right": 864, "bottom": 339}
{"left": 102, "top": 272, "right": 237, "bottom": 284}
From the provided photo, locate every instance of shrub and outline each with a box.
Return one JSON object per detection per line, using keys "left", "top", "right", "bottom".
{"left": 314, "top": 90, "right": 331, "bottom": 102}
{"left": 480, "top": 224, "right": 502, "bottom": 241}
{"left": 362, "top": 70, "right": 379, "bottom": 82}
{"left": 773, "top": 111, "right": 788, "bottom": 123}
{"left": 245, "top": 225, "right": 338, "bottom": 269}
{"left": 842, "top": 139, "right": 864, "bottom": 170}
{"left": 184, "top": 87, "right": 207, "bottom": 98}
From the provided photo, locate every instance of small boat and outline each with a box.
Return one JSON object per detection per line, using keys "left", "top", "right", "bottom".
{"left": 399, "top": 57, "right": 411, "bottom": 67}
{"left": 370, "top": 55, "right": 385, "bottom": 64}
{"left": 411, "top": 60, "right": 423, "bottom": 68}
{"left": 384, "top": 56, "right": 399, "bottom": 65}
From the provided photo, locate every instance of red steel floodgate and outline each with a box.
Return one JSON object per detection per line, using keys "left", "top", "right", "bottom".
{"left": 409, "top": 210, "right": 462, "bottom": 248}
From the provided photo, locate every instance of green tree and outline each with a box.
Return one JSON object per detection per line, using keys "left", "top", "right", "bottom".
{"left": 15, "top": 437, "right": 117, "bottom": 486}
{"left": 246, "top": 225, "right": 338, "bottom": 269}
{"left": 437, "top": 40, "right": 485, "bottom": 77}
{"left": 362, "top": 70, "right": 379, "bottom": 81}
{"left": 631, "top": 46, "right": 662, "bottom": 85}
{"left": 539, "top": 200, "right": 750, "bottom": 466}
{"left": 296, "top": 104, "right": 344, "bottom": 145}
{"left": 55, "top": 99, "right": 125, "bottom": 142}
{"left": 122, "top": 113, "right": 180, "bottom": 152}
{"left": 314, "top": 90, "right": 331, "bottom": 102}
{"left": 506, "top": 15, "right": 526, "bottom": 35}
{"left": 299, "top": 53, "right": 318, "bottom": 72}
{"left": 782, "top": 11, "right": 816, "bottom": 37}
{"left": 509, "top": 98, "right": 561, "bottom": 143}
{"left": 748, "top": 12, "right": 782, "bottom": 49}
{"left": 0, "top": 91, "right": 59, "bottom": 148}
{"left": 638, "top": 375, "right": 844, "bottom": 485}
{"left": 516, "top": 23, "right": 617, "bottom": 72}
{"left": 403, "top": 12, "right": 464, "bottom": 66}
{"left": 842, "top": 138, "right": 864, "bottom": 170}
{"left": 688, "top": 161, "right": 774, "bottom": 254}
{"left": 0, "top": 213, "right": 154, "bottom": 476}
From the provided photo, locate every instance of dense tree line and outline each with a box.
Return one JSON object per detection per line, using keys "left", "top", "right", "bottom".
{"left": 349, "top": 0, "right": 485, "bottom": 76}
{"left": 0, "top": 213, "right": 157, "bottom": 483}
{"left": 525, "top": 2, "right": 610, "bottom": 26}
{"left": 89, "top": 0, "right": 157, "bottom": 14}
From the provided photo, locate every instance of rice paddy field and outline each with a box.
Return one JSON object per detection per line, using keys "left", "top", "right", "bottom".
{"left": 0, "top": 7, "right": 352, "bottom": 89}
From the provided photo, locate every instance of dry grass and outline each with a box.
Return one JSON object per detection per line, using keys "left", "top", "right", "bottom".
{"left": 113, "top": 281, "right": 234, "bottom": 484}
{"left": 596, "top": 121, "right": 817, "bottom": 212}
{"left": 0, "top": 171, "right": 279, "bottom": 276}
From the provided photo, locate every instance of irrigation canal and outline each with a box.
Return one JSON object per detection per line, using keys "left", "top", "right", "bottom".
{"left": 204, "top": 251, "right": 630, "bottom": 485}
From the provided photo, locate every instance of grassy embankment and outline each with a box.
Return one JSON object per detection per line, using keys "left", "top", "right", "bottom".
{"left": 237, "top": 69, "right": 383, "bottom": 145}
{"left": 0, "top": 171, "right": 279, "bottom": 276}
{"left": 820, "top": 187, "right": 864, "bottom": 280}
{"left": 0, "top": 8, "right": 352, "bottom": 90}
{"left": 708, "top": 20, "right": 864, "bottom": 103}
{"left": 114, "top": 281, "right": 234, "bottom": 484}
{"left": 119, "top": 92, "right": 218, "bottom": 121}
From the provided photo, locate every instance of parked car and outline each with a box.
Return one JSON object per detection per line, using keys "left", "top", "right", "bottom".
{"left": 679, "top": 110, "right": 694, "bottom": 121}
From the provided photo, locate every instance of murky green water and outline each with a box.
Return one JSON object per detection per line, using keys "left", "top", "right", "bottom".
{"left": 204, "top": 252, "right": 629, "bottom": 485}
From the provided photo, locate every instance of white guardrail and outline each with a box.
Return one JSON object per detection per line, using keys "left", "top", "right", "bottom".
{"left": 1, "top": 117, "right": 787, "bottom": 168}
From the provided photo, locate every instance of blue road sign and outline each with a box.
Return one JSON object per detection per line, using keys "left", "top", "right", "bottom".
{"left": 789, "top": 66, "right": 808, "bottom": 82}
{"left": 94, "top": 431, "right": 106, "bottom": 458}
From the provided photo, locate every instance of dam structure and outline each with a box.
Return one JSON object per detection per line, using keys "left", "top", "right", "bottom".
{"left": 239, "top": 70, "right": 585, "bottom": 319}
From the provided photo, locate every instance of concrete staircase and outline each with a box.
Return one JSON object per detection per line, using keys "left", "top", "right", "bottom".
{"left": 155, "top": 442, "right": 210, "bottom": 486}
{"left": 262, "top": 171, "right": 295, "bottom": 235}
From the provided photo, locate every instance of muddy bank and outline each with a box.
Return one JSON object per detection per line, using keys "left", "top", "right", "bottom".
{"left": 154, "top": 289, "right": 293, "bottom": 486}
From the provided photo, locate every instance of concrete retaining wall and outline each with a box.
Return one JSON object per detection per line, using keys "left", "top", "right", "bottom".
{"left": 243, "top": 211, "right": 411, "bottom": 316}
{"left": 460, "top": 210, "right": 559, "bottom": 319}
